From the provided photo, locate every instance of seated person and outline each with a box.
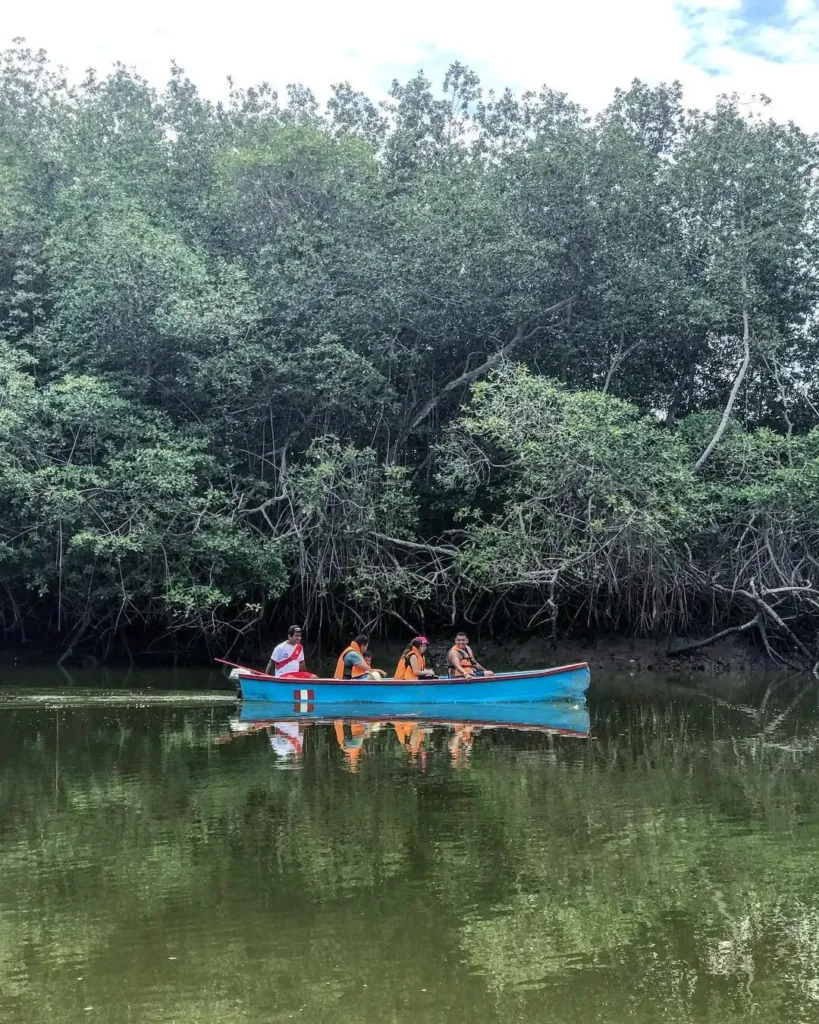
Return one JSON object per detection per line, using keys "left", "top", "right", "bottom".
{"left": 266, "top": 625, "right": 305, "bottom": 676}
{"left": 363, "top": 652, "right": 388, "bottom": 679}
{"left": 334, "top": 635, "right": 380, "bottom": 679}
{"left": 447, "top": 631, "right": 494, "bottom": 677}
{"left": 394, "top": 636, "right": 436, "bottom": 680}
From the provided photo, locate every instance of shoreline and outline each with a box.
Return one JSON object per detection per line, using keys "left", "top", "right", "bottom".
{"left": 0, "top": 633, "right": 766, "bottom": 677}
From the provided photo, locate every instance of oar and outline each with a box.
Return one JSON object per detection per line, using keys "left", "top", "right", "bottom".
{"left": 214, "top": 657, "right": 275, "bottom": 679}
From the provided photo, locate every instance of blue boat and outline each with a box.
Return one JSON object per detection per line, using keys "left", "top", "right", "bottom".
{"left": 232, "top": 662, "right": 589, "bottom": 705}
{"left": 234, "top": 700, "right": 590, "bottom": 736}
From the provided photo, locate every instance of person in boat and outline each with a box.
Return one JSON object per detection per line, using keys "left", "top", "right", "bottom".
{"left": 447, "top": 631, "right": 494, "bottom": 678}
{"left": 334, "top": 635, "right": 377, "bottom": 679}
{"left": 394, "top": 636, "right": 436, "bottom": 680}
{"left": 363, "top": 652, "right": 388, "bottom": 679}
{"left": 266, "top": 625, "right": 306, "bottom": 676}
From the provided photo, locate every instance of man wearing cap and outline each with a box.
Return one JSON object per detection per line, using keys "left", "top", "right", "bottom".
{"left": 266, "top": 625, "right": 306, "bottom": 677}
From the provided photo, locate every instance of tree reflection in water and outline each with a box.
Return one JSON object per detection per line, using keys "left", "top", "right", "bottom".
{"left": 1, "top": 681, "right": 819, "bottom": 1023}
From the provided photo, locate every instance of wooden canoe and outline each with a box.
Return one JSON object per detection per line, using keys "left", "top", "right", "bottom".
{"left": 229, "top": 662, "right": 590, "bottom": 705}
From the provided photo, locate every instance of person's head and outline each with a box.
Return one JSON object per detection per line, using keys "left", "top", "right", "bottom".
{"left": 411, "top": 635, "right": 429, "bottom": 653}
{"left": 454, "top": 630, "right": 469, "bottom": 647}
{"left": 288, "top": 625, "right": 302, "bottom": 642}
{"left": 363, "top": 652, "right": 373, "bottom": 664}
{"left": 355, "top": 633, "right": 369, "bottom": 653}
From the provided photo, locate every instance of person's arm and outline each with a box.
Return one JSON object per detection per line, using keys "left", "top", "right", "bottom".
{"left": 346, "top": 650, "right": 367, "bottom": 672}
{"left": 413, "top": 652, "right": 435, "bottom": 678}
{"left": 447, "top": 648, "right": 460, "bottom": 673}
{"left": 265, "top": 660, "right": 274, "bottom": 674}
{"left": 473, "top": 653, "right": 494, "bottom": 676}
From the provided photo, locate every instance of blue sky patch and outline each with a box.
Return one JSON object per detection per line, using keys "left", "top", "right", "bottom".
{"left": 740, "top": 0, "right": 788, "bottom": 25}
{"left": 678, "top": 0, "right": 819, "bottom": 71}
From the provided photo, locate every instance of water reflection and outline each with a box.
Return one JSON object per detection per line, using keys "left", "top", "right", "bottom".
{"left": 5, "top": 678, "right": 819, "bottom": 1023}
{"left": 217, "top": 701, "right": 591, "bottom": 770}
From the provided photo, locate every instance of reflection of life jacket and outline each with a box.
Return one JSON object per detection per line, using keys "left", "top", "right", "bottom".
{"left": 448, "top": 645, "right": 478, "bottom": 677}
{"left": 394, "top": 647, "right": 425, "bottom": 681}
{"left": 449, "top": 725, "right": 474, "bottom": 763}
{"left": 393, "top": 722, "right": 426, "bottom": 755}
{"left": 334, "top": 721, "right": 368, "bottom": 770}
{"left": 333, "top": 642, "right": 370, "bottom": 680}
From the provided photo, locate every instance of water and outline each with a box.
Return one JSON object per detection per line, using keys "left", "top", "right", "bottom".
{"left": 2, "top": 671, "right": 819, "bottom": 1023}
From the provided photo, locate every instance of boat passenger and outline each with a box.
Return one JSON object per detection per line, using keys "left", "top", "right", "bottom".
{"left": 334, "top": 635, "right": 373, "bottom": 679}
{"left": 447, "top": 631, "right": 494, "bottom": 678}
{"left": 394, "top": 636, "right": 436, "bottom": 680}
{"left": 363, "top": 652, "right": 388, "bottom": 679}
{"left": 266, "top": 625, "right": 306, "bottom": 676}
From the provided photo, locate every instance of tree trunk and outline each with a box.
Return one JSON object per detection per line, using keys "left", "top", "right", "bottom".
{"left": 602, "top": 332, "right": 644, "bottom": 396}
{"left": 694, "top": 277, "right": 751, "bottom": 473}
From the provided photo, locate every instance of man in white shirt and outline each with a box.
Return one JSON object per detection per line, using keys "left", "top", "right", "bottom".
{"left": 265, "top": 625, "right": 306, "bottom": 676}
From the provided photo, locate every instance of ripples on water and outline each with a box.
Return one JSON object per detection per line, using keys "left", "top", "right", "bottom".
{"left": 1, "top": 672, "right": 819, "bottom": 1023}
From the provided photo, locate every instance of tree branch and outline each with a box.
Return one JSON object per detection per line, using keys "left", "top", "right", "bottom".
{"left": 372, "top": 532, "right": 458, "bottom": 558}
{"left": 602, "top": 332, "right": 644, "bottom": 396}
{"left": 695, "top": 274, "right": 751, "bottom": 473}
{"left": 668, "top": 613, "right": 762, "bottom": 657}
{"left": 409, "top": 295, "right": 576, "bottom": 432}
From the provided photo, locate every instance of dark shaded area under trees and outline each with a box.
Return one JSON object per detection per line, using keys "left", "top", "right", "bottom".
{"left": 2, "top": 42, "right": 819, "bottom": 668}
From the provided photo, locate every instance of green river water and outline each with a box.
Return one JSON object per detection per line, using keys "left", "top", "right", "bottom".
{"left": 1, "top": 669, "right": 819, "bottom": 1023}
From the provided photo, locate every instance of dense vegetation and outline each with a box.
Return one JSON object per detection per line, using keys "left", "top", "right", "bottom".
{"left": 2, "top": 42, "right": 819, "bottom": 664}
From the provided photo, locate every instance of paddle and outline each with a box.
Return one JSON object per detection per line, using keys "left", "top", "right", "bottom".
{"left": 214, "top": 657, "right": 275, "bottom": 680}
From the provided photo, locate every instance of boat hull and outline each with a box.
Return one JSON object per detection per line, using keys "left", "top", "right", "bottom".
{"left": 236, "top": 700, "right": 590, "bottom": 736}
{"left": 237, "top": 662, "right": 589, "bottom": 704}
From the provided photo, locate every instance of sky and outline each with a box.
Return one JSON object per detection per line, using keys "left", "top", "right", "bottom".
{"left": 4, "top": 0, "right": 819, "bottom": 129}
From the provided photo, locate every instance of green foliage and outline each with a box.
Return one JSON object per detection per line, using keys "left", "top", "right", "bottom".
{"left": 440, "top": 365, "right": 819, "bottom": 647}
{"left": 1, "top": 43, "right": 819, "bottom": 655}
{"left": 288, "top": 437, "right": 432, "bottom": 624}
{"left": 0, "top": 356, "right": 288, "bottom": 648}
{"left": 439, "top": 365, "right": 705, "bottom": 629}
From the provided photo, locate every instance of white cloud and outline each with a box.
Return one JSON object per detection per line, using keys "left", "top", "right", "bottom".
{"left": 787, "top": 0, "right": 817, "bottom": 17}
{"left": 3, "top": 0, "right": 819, "bottom": 130}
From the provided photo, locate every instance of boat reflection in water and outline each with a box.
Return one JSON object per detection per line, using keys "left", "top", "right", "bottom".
{"left": 219, "top": 701, "right": 591, "bottom": 770}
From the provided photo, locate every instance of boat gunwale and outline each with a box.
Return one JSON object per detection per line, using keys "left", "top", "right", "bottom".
{"left": 235, "top": 661, "right": 590, "bottom": 686}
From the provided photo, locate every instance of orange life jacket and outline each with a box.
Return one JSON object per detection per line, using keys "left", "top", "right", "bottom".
{"left": 394, "top": 647, "right": 425, "bottom": 681}
{"left": 448, "top": 644, "right": 478, "bottom": 677}
{"left": 333, "top": 642, "right": 370, "bottom": 680}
